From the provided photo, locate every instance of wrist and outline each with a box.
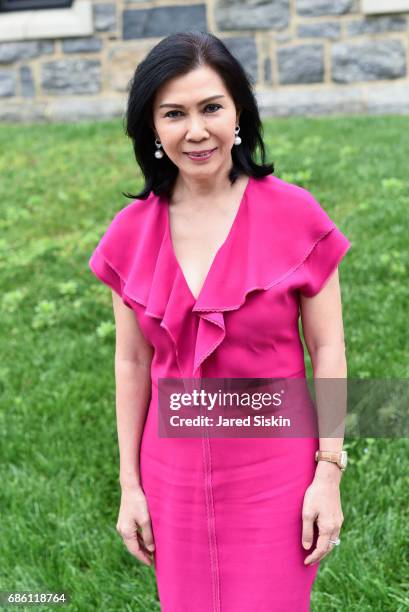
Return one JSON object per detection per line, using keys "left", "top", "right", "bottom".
{"left": 120, "top": 475, "right": 141, "bottom": 490}
{"left": 314, "top": 459, "right": 343, "bottom": 483}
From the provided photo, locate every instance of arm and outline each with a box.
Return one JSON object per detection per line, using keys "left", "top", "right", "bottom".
{"left": 299, "top": 268, "right": 347, "bottom": 565}
{"left": 112, "top": 290, "right": 154, "bottom": 490}
{"left": 300, "top": 267, "right": 347, "bottom": 484}
{"left": 111, "top": 291, "right": 156, "bottom": 565}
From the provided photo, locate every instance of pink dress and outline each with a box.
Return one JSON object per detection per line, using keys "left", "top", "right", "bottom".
{"left": 89, "top": 174, "right": 351, "bottom": 611}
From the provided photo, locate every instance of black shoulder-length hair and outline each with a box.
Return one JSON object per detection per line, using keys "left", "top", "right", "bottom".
{"left": 122, "top": 30, "right": 274, "bottom": 201}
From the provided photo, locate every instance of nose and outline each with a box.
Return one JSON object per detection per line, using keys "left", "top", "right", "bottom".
{"left": 185, "top": 114, "right": 209, "bottom": 140}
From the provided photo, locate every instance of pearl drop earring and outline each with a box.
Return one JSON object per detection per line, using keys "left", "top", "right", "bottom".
{"left": 234, "top": 126, "right": 242, "bottom": 145}
{"left": 154, "top": 138, "right": 164, "bottom": 159}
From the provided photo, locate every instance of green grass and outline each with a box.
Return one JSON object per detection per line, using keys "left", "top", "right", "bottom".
{"left": 0, "top": 116, "right": 408, "bottom": 611}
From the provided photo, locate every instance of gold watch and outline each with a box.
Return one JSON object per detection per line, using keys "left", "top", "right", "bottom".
{"left": 315, "top": 450, "right": 348, "bottom": 472}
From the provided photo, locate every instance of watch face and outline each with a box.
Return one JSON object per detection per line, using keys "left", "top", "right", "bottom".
{"left": 340, "top": 451, "right": 348, "bottom": 469}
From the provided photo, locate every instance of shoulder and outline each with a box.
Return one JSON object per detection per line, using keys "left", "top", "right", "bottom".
{"left": 251, "top": 174, "right": 335, "bottom": 232}
{"left": 98, "top": 191, "right": 160, "bottom": 245}
{"left": 246, "top": 175, "right": 351, "bottom": 298}
{"left": 108, "top": 191, "right": 157, "bottom": 229}
{"left": 91, "top": 190, "right": 162, "bottom": 275}
{"left": 253, "top": 173, "right": 327, "bottom": 210}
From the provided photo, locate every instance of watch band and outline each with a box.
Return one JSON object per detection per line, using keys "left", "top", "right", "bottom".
{"left": 315, "top": 450, "right": 347, "bottom": 472}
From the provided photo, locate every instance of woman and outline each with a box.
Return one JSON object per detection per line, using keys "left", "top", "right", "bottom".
{"left": 89, "top": 31, "right": 351, "bottom": 612}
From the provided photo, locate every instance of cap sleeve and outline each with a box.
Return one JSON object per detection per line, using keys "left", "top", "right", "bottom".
{"left": 298, "top": 225, "right": 351, "bottom": 298}
{"left": 88, "top": 207, "right": 133, "bottom": 309}
{"left": 89, "top": 245, "right": 125, "bottom": 299}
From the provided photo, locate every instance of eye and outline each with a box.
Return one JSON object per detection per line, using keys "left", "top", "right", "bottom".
{"left": 164, "top": 110, "right": 182, "bottom": 119}
{"left": 164, "top": 103, "right": 222, "bottom": 119}
{"left": 205, "top": 103, "right": 222, "bottom": 113}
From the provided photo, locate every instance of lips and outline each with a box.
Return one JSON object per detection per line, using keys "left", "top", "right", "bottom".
{"left": 184, "top": 148, "right": 216, "bottom": 155}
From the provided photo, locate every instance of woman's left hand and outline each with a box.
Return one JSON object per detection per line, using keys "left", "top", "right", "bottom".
{"left": 301, "top": 462, "right": 344, "bottom": 566}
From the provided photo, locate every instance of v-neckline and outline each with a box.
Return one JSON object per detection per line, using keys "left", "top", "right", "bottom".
{"left": 164, "top": 174, "right": 252, "bottom": 304}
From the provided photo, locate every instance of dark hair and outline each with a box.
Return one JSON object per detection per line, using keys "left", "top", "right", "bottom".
{"left": 122, "top": 30, "right": 274, "bottom": 201}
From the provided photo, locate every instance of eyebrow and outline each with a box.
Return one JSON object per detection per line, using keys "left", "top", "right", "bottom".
{"left": 159, "top": 95, "right": 226, "bottom": 109}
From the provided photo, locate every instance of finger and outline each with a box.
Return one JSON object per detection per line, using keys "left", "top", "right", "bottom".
{"left": 126, "top": 535, "right": 153, "bottom": 566}
{"left": 139, "top": 518, "right": 156, "bottom": 553}
{"left": 324, "top": 528, "right": 341, "bottom": 556}
{"left": 121, "top": 529, "right": 153, "bottom": 566}
{"left": 304, "top": 529, "right": 332, "bottom": 565}
{"left": 137, "top": 530, "right": 156, "bottom": 561}
{"left": 301, "top": 512, "right": 316, "bottom": 550}
{"left": 312, "top": 529, "right": 341, "bottom": 564}
{"left": 305, "top": 519, "right": 343, "bottom": 565}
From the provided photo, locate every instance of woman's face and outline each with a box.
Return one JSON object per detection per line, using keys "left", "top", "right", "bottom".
{"left": 152, "top": 65, "right": 241, "bottom": 178}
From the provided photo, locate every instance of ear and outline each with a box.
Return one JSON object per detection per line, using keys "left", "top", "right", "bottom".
{"left": 236, "top": 108, "right": 242, "bottom": 123}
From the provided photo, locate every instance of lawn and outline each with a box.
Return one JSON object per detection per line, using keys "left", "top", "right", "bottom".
{"left": 0, "top": 116, "right": 408, "bottom": 611}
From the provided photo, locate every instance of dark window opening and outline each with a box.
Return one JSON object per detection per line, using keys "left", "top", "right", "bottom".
{"left": 0, "top": 0, "right": 74, "bottom": 12}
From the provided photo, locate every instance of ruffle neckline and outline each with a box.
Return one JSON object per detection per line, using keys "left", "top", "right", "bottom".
{"left": 95, "top": 174, "right": 343, "bottom": 377}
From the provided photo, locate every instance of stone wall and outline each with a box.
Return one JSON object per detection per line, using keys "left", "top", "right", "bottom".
{"left": 0, "top": 0, "right": 408, "bottom": 122}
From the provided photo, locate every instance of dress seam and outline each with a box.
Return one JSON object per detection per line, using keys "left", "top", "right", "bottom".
{"left": 200, "top": 367, "right": 221, "bottom": 612}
